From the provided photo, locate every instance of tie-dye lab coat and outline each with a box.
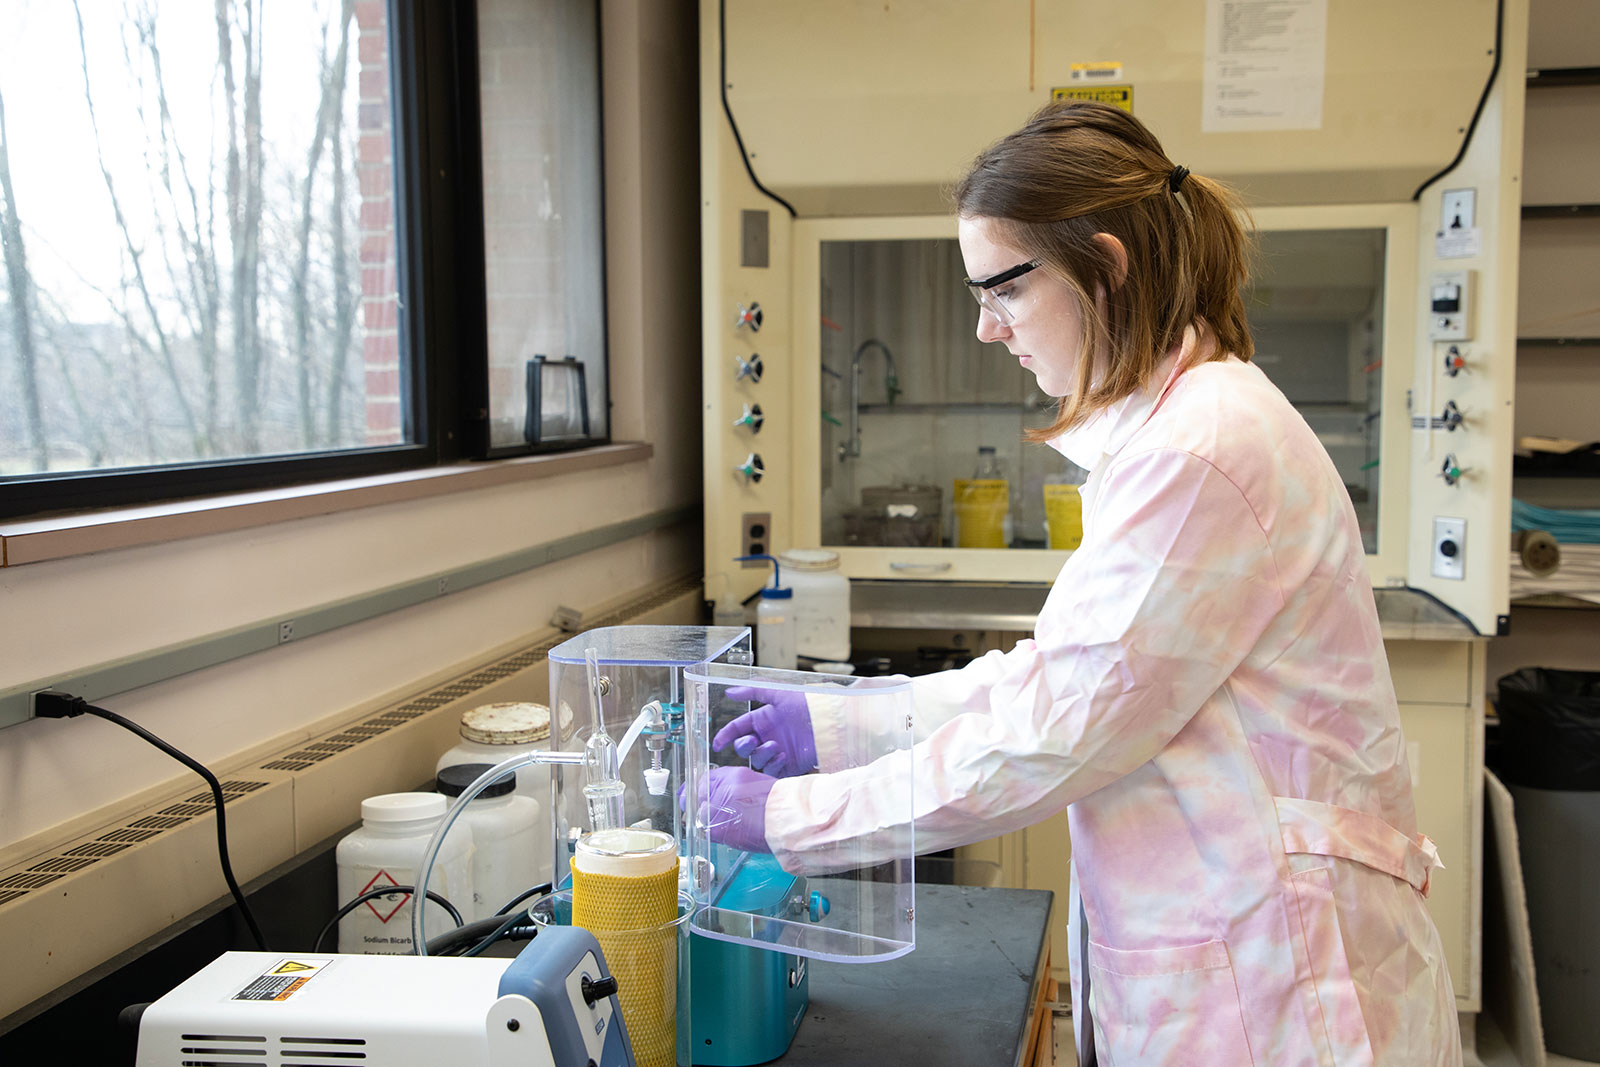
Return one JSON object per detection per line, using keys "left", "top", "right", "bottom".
{"left": 766, "top": 340, "right": 1461, "bottom": 1066}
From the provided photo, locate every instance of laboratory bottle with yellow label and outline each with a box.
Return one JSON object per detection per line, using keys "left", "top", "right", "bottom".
{"left": 954, "top": 446, "right": 1012, "bottom": 548}
{"left": 1043, "top": 459, "right": 1088, "bottom": 550}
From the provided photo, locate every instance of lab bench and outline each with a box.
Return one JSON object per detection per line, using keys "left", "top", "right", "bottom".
{"left": 783, "top": 883, "right": 1056, "bottom": 1067}
{"left": 1, "top": 825, "right": 1056, "bottom": 1067}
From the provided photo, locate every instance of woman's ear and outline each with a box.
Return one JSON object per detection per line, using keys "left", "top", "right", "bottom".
{"left": 1093, "top": 232, "right": 1129, "bottom": 292}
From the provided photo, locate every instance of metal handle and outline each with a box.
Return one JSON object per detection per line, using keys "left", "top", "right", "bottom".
{"left": 889, "top": 561, "right": 953, "bottom": 574}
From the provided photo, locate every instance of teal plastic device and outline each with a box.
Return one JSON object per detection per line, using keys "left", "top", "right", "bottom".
{"left": 686, "top": 848, "right": 809, "bottom": 1065}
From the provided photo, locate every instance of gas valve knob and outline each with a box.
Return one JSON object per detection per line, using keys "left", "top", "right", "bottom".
{"left": 733, "top": 403, "right": 764, "bottom": 434}
{"left": 1443, "top": 346, "right": 1467, "bottom": 377}
{"left": 809, "top": 891, "right": 831, "bottom": 923}
{"left": 1440, "top": 453, "right": 1465, "bottom": 487}
{"left": 1439, "top": 399, "right": 1464, "bottom": 432}
{"left": 734, "top": 353, "right": 764, "bottom": 383}
{"left": 734, "top": 453, "right": 765, "bottom": 484}
{"left": 734, "top": 302, "right": 764, "bottom": 332}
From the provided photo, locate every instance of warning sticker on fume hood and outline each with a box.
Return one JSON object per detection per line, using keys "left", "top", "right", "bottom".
{"left": 234, "top": 957, "right": 334, "bottom": 1001}
{"left": 1053, "top": 84, "right": 1134, "bottom": 112}
{"left": 1068, "top": 61, "right": 1123, "bottom": 82}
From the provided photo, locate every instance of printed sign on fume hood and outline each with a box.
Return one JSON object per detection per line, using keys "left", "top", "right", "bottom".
{"left": 1202, "top": 0, "right": 1327, "bottom": 132}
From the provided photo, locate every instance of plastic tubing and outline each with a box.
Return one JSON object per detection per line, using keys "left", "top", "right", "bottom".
{"left": 411, "top": 748, "right": 584, "bottom": 956}
{"left": 617, "top": 701, "right": 664, "bottom": 766}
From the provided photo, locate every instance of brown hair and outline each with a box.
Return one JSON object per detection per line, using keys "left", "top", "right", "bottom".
{"left": 955, "top": 100, "right": 1255, "bottom": 440}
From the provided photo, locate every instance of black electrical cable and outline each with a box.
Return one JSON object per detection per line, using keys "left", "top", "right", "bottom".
{"left": 32, "top": 692, "right": 268, "bottom": 951}
{"left": 1411, "top": 0, "right": 1504, "bottom": 201}
{"left": 719, "top": 0, "right": 797, "bottom": 218}
{"left": 425, "top": 914, "right": 515, "bottom": 956}
{"left": 313, "top": 885, "right": 465, "bottom": 954}
{"left": 493, "top": 881, "right": 554, "bottom": 917}
{"left": 460, "top": 908, "right": 534, "bottom": 958}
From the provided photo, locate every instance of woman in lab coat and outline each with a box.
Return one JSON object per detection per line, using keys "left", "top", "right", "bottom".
{"left": 703, "top": 100, "right": 1461, "bottom": 1067}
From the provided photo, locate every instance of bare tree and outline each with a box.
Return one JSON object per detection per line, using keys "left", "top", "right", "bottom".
{"left": 72, "top": 0, "right": 205, "bottom": 455}
{"left": 217, "top": 0, "right": 267, "bottom": 452}
{"left": 325, "top": 75, "right": 358, "bottom": 447}
{"left": 4, "top": 1, "right": 368, "bottom": 475}
{"left": 0, "top": 88, "right": 48, "bottom": 471}
{"left": 293, "top": 0, "right": 356, "bottom": 447}
{"left": 131, "top": 0, "right": 224, "bottom": 450}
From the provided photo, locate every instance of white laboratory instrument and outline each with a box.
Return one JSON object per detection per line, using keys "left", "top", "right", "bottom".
{"left": 131, "top": 925, "right": 635, "bottom": 1067}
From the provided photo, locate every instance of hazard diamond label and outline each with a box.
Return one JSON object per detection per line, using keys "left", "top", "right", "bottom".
{"left": 234, "top": 957, "right": 333, "bottom": 1001}
{"left": 360, "top": 869, "right": 411, "bottom": 924}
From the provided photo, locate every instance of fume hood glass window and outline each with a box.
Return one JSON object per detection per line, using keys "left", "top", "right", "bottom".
{"left": 0, "top": 1, "right": 406, "bottom": 484}
{"left": 819, "top": 238, "right": 1063, "bottom": 551}
{"left": 817, "top": 230, "right": 1388, "bottom": 555}
{"left": 1244, "top": 228, "right": 1387, "bottom": 554}
{"left": 478, "top": 0, "right": 608, "bottom": 453}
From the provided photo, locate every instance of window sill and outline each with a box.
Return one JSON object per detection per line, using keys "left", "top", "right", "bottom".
{"left": 0, "top": 442, "right": 653, "bottom": 568}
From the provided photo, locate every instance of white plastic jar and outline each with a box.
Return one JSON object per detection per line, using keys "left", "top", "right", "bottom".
{"left": 437, "top": 702, "right": 553, "bottom": 808}
{"left": 335, "top": 792, "right": 474, "bottom": 954}
{"left": 778, "top": 548, "right": 851, "bottom": 663}
{"left": 755, "top": 585, "right": 797, "bottom": 670}
{"left": 435, "top": 763, "right": 546, "bottom": 922}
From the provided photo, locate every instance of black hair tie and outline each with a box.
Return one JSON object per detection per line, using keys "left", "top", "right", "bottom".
{"left": 1168, "top": 165, "right": 1190, "bottom": 193}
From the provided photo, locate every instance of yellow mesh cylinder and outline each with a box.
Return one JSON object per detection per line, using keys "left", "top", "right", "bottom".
{"left": 571, "top": 829, "right": 679, "bottom": 1067}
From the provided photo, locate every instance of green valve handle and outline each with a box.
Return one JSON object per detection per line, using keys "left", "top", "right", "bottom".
{"left": 734, "top": 453, "right": 765, "bottom": 484}
{"left": 733, "top": 403, "right": 764, "bottom": 433}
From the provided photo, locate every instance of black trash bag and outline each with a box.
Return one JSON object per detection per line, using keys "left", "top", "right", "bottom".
{"left": 1493, "top": 667, "right": 1600, "bottom": 791}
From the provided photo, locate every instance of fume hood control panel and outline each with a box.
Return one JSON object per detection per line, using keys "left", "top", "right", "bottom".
{"left": 1428, "top": 270, "right": 1476, "bottom": 342}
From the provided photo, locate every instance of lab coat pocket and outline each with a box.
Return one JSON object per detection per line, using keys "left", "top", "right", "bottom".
{"left": 1087, "top": 937, "right": 1253, "bottom": 1066}
{"left": 1290, "top": 866, "right": 1376, "bottom": 1067}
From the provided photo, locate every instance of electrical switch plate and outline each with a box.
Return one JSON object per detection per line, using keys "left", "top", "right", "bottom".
{"left": 1440, "top": 188, "right": 1476, "bottom": 232}
{"left": 1431, "top": 517, "right": 1466, "bottom": 580}
{"left": 741, "top": 512, "right": 771, "bottom": 563}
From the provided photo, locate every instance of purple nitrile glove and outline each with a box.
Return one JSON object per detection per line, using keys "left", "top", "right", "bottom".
{"left": 679, "top": 765, "right": 777, "bottom": 854}
{"left": 713, "top": 686, "right": 818, "bottom": 778}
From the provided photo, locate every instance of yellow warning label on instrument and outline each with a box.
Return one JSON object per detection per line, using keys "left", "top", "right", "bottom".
{"left": 234, "top": 958, "right": 333, "bottom": 1001}
{"left": 1051, "top": 84, "right": 1134, "bottom": 112}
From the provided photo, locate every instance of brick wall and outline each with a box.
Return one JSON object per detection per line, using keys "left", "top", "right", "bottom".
{"left": 356, "top": 0, "right": 401, "bottom": 445}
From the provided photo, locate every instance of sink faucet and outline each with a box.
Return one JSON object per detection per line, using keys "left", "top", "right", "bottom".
{"left": 840, "top": 338, "right": 899, "bottom": 461}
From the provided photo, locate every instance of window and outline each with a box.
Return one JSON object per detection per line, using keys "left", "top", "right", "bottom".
{"left": 0, "top": 0, "right": 607, "bottom": 518}
{"left": 477, "top": 0, "right": 608, "bottom": 455}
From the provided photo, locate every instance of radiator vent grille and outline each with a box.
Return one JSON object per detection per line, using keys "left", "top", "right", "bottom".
{"left": 0, "top": 780, "right": 270, "bottom": 908}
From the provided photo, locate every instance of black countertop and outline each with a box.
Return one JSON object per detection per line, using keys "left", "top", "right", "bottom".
{"left": 782, "top": 883, "right": 1054, "bottom": 1066}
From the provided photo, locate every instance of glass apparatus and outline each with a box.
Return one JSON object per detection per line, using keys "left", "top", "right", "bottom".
{"left": 415, "top": 624, "right": 915, "bottom": 1066}
{"left": 683, "top": 662, "right": 916, "bottom": 964}
{"left": 546, "top": 626, "right": 753, "bottom": 887}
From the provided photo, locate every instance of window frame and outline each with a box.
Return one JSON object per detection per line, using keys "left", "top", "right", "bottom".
{"left": 0, "top": 0, "right": 610, "bottom": 521}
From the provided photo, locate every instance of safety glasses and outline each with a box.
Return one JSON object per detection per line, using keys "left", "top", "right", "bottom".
{"left": 963, "top": 259, "right": 1040, "bottom": 326}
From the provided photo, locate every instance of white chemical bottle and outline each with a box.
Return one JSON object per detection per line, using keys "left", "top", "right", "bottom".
{"left": 437, "top": 702, "right": 554, "bottom": 809}
{"left": 435, "top": 763, "right": 546, "bottom": 921}
{"left": 756, "top": 585, "right": 796, "bottom": 670}
{"left": 778, "top": 548, "right": 851, "bottom": 663}
{"left": 335, "top": 792, "right": 474, "bottom": 954}
{"left": 737, "top": 553, "right": 796, "bottom": 669}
